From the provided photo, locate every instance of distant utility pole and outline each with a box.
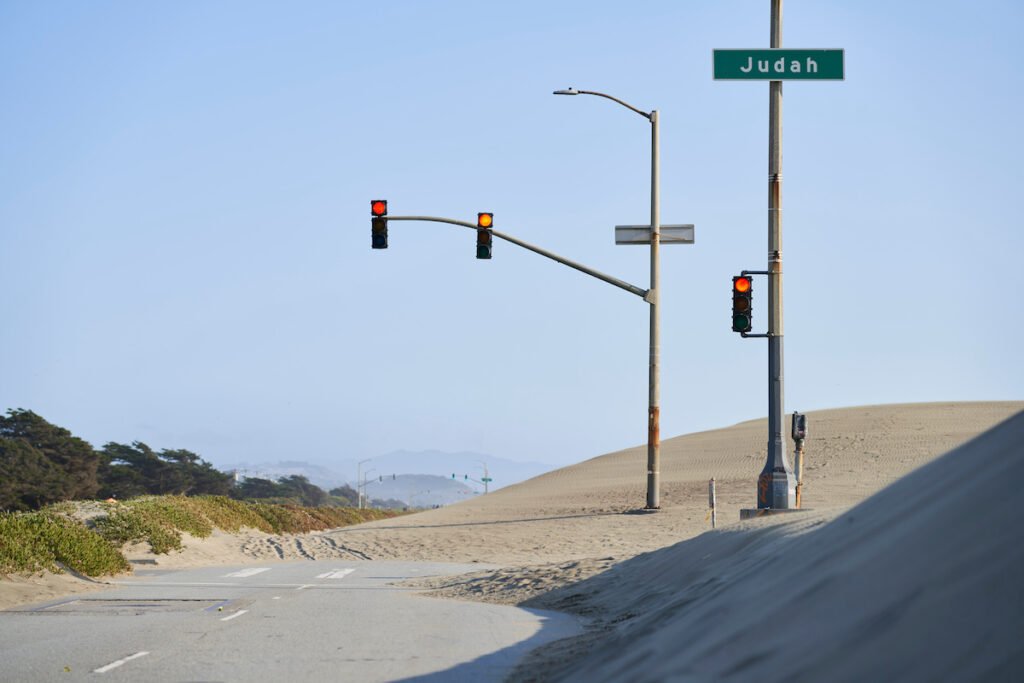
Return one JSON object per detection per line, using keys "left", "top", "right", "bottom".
{"left": 356, "top": 458, "right": 371, "bottom": 509}
{"left": 476, "top": 460, "right": 492, "bottom": 494}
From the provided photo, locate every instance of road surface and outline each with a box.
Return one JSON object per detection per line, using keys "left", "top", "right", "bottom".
{"left": 0, "top": 560, "right": 580, "bottom": 681}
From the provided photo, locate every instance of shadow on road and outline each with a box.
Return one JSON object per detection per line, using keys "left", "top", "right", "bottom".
{"left": 393, "top": 607, "right": 582, "bottom": 683}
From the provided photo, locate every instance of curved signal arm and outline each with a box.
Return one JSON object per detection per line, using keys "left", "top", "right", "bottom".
{"left": 383, "top": 215, "right": 650, "bottom": 301}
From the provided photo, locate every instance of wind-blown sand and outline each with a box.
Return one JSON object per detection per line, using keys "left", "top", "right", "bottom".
{"left": 3, "top": 401, "right": 1022, "bottom": 679}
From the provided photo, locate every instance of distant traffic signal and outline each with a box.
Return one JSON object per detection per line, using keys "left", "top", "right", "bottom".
{"left": 477, "top": 213, "right": 493, "bottom": 259}
{"left": 732, "top": 275, "right": 752, "bottom": 333}
{"left": 371, "top": 199, "right": 388, "bottom": 249}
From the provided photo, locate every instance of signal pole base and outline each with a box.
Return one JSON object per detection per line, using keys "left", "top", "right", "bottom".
{"left": 757, "top": 468, "right": 798, "bottom": 509}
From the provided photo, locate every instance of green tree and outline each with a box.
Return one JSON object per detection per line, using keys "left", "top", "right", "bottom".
{"left": 277, "top": 475, "right": 329, "bottom": 507}
{"left": 0, "top": 438, "right": 64, "bottom": 511}
{"left": 232, "top": 477, "right": 283, "bottom": 500}
{"left": 98, "top": 443, "right": 232, "bottom": 498}
{"left": 329, "top": 484, "right": 359, "bottom": 507}
{"left": 0, "top": 409, "right": 99, "bottom": 507}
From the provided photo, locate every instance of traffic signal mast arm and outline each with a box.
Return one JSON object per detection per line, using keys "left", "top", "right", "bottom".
{"left": 383, "top": 215, "right": 650, "bottom": 300}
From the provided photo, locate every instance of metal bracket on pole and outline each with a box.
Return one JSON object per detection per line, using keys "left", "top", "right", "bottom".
{"left": 738, "top": 269, "right": 771, "bottom": 338}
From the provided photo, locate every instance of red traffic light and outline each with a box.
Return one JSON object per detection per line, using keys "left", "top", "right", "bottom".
{"left": 732, "top": 275, "right": 753, "bottom": 333}
{"left": 371, "top": 200, "right": 388, "bottom": 217}
{"left": 477, "top": 212, "right": 493, "bottom": 229}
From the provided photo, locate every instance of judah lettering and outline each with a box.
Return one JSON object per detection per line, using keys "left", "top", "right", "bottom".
{"left": 739, "top": 56, "right": 820, "bottom": 75}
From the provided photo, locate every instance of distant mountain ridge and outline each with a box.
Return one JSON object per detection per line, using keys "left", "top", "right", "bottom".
{"left": 223, "top": 450, "right": 554, "bottom": 494}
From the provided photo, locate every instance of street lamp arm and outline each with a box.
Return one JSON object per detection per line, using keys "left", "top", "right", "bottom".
{"left": 384, "top": 215, "right": 649, "bottom": 299}
{"left": 556, "top": 88, "right": 652, "bottom": 120}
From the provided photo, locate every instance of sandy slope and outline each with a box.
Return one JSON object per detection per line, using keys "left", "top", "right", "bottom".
{"left": 509, "top": 408, "right": 1024, "bottom": 682}
{"left": 311, "top": 401, "right": 1023, "bottom": 566}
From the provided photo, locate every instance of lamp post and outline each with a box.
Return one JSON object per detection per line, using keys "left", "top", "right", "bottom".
{"left": 476, "top": 460, "right": 491, "bottom": 494}
{"left": 360, "top": 468, "right": 376, "bottom": 509}
{"left": 554, "top": 88, "right": 662, "bottom": 510}
{"left": 356, "top": 458, "right": 371, "bottom": 509}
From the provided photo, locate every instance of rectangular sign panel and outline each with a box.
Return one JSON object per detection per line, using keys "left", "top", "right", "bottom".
{"left": 615, "top": 225, "right": 694, "bottom": 245}
{"left": 713, "top": 49, "right": 844, "bottom": 80}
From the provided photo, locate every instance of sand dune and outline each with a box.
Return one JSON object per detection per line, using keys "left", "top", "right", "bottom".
{"left": 511, "top": 408, "right": 1024, "bottom": 682}
{"left": 312, "top": 401, "right": 1022, "bottom": 566}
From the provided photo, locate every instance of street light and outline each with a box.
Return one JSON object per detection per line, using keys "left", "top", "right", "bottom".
{"left": 554, "top": 87, "right": 663, "bottom": 510}
{"left": 356, "top": 458, "right": 371, "bottom": 509}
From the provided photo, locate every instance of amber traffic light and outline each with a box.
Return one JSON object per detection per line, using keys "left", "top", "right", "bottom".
{"left": 476, "top": 213, "right": 493, "bottom": 259}
{"left": 732, "top": 275, "right": 752, "bottom": 333}
{"left": 371, "top": 199, "right": 387, "bottom": 249}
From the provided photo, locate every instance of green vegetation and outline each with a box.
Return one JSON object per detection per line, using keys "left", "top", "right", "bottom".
{"left": 0, "top": 409, "right": 383, "bottom": 513}
{"left": 1, "top": 409, "right": 232, "bottom": 512}
{"left": 1, "top": 495, "right": 397, "bottom": 579}
{"left": 0, "top": 511, "right": 129, "bottom": 577}
{"left": 0, "top": 408, "right": 402, "bottom": 580}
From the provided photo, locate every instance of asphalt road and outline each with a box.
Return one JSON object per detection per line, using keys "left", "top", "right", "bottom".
{"left": 0, "top": 561, "right": 580, "bottom": 682}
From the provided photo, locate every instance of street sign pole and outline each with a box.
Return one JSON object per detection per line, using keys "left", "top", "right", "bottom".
{"left": 763, "top": 0, "right": 797, "bottom": 509}
{"left": 647, "top": 109, "right": 661, "bottom": 510}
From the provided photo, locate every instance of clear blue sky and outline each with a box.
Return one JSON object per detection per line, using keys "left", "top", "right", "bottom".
{"left": 2, "top": 1, "right": 1021, "bottom": 470}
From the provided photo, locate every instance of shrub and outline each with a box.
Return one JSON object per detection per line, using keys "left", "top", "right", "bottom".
{"left": 0, "top": 511, "right": 128, "bottom": 576}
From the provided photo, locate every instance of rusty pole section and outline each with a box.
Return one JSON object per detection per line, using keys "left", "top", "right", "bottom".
{"left": 758, "top": 0, "right": 797, "bottom": 509}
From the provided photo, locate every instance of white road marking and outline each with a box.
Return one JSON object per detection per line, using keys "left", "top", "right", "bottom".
{"left": 315, "top": 569, "right": 355, "bottom": 579}
{"left": 93, "top": 651, "right": 150, "bottom": 673}
{"left": 296, "top": 584, "right": 313, "bottom": 590}
{"left": 223, "top": 567, "right": 271, "bottom": 578}
{"left": 272, "top": 596, "right": 281, "bottom": 600}
{"left": 220, "top": 609, "right": 248, "bottom": 622}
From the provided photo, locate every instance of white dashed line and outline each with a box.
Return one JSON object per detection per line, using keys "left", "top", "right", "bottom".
{"left": 315, "top": 569, "right": 355, "bottom": 579}
{"left": 223, "top": 567, "right": 271, "bottom": 578}
{"left": 220, "top": 609, "right": 248, "bottom": 622}
{"left": 94, "top": 651, "right": 150, "bottom": 673}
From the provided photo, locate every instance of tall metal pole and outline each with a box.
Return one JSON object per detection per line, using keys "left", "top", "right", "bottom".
{"left": 357, "top": 458, "right": 371, "bottom": 510}
{"left": 759, "top": 0, "right": 797, "bottom": 508}
{"left": 646, "top": 110, "right": 661, "bottom": 510}
{"left": 552, "top": 88, "right": 664, "bottom": 510}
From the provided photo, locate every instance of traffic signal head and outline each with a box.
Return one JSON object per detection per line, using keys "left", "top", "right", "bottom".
{"left": 792, "top": 412, "right": 807, "bottom": 440}
{"left": 476, "top": 213, "right": 493, "bottom": 259}
{"left": 371, "top": 199, "right": 388, "bottom": 249}
{"left": 732, "top": 275, "right": 752, "bottom": 333}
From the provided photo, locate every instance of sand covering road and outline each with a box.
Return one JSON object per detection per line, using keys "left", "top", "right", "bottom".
{"left": 2, "top": 401, "right": 1023, "bottom": 680}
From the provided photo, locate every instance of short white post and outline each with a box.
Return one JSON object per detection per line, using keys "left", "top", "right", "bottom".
{"left": 709, "top": 478, "right": 718, "bottom": 529}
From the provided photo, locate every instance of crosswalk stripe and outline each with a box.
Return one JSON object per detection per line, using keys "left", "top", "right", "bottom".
{"left": 223, "top": 567, "right": 271, "bottom": 578}
{"left": 315, "top": 568, "right": 355, "bottom": 580}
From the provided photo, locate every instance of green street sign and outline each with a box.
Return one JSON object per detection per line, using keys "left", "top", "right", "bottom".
{"left": 713, "top": 49, "right": 844, "bottom": 80}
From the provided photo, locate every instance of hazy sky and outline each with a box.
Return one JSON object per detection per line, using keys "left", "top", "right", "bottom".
{"left": 2, "top": 1, "right": 1021, "bottom": 470}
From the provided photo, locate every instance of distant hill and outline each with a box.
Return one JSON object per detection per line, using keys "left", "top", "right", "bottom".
{"left": 221, "top": 461, "right": 348, "bottom": 491}
{"left": 224, "top": 451, "right": 554, "bottom": 495}
{"left": 365, "top": 450, "right": 553, "bottom": 492}
{"left": 362, "top": 474, "right": 477, "bottom": 508}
